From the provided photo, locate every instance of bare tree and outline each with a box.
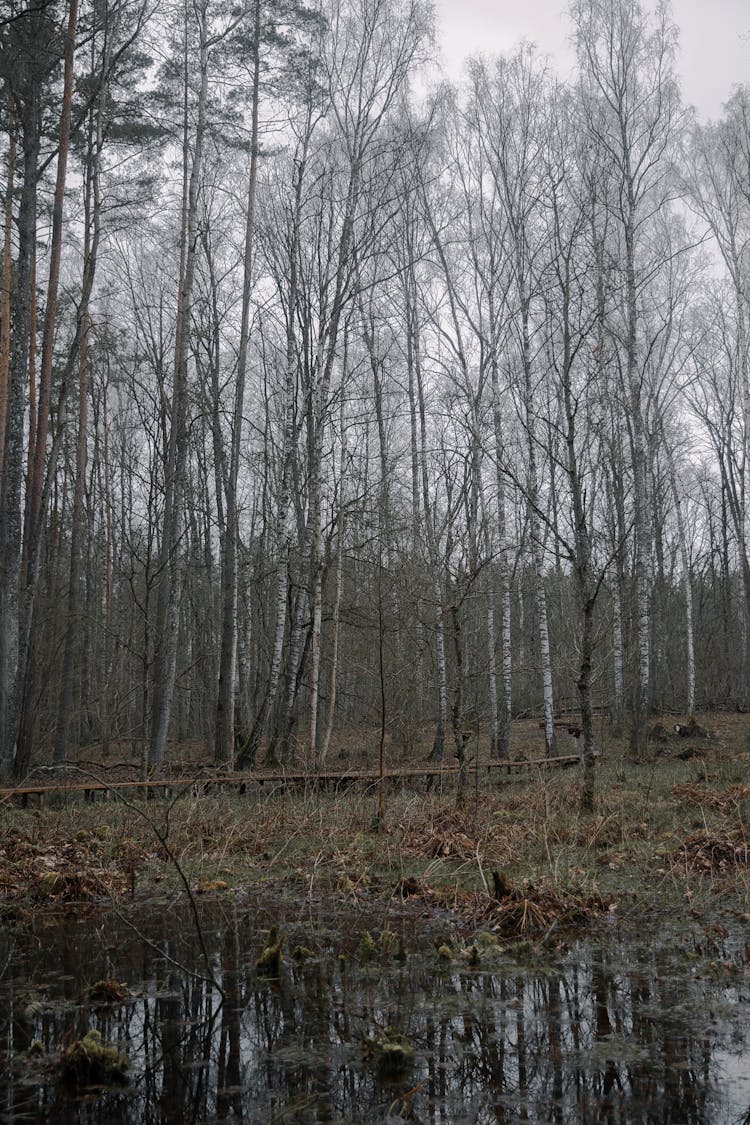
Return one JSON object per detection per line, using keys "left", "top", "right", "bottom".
{"left": 572, "top": 0, "right": 682, "bottom": 758}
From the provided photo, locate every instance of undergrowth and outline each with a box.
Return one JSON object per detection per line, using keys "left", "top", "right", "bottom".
{"left": 1, "top": 715, "right": 749, "bottom": 926}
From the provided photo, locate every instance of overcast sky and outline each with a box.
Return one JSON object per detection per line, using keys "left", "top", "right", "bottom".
{"left": 435, "top": 0, "right": 749, "bottom": 120}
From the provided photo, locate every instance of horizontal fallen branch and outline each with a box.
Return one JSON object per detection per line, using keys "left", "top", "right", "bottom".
{"left": 0, "top": 753, "right": 592, "bottom": 804}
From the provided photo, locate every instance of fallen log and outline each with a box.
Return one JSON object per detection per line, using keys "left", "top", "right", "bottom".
{"left": 0, "top": 753, "right": 592, "bottom": 806}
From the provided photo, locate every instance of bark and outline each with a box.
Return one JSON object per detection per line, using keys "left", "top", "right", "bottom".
{"left": 150, "top": 0, "right": 209, "bottom": 772}
{"left": 663, "top": 428, "right": 696, "bottom": 716}
{"left": 485, "top": 566, "right": 499, "bottom": 759}
{"left": 489, "top": 331, "right": 511, "bottom": 760}
{"left": 214, "top": 0, "right": 261, "bottom": 767}
{"left": 236, "top": 131, "right": 311, "bottom": 769}
{"left": 0, "top": 126, "right": 15, "bottom": 476}
{"left": 573, "top": 0, "right": 678, "bottom": 757}
{"left": 55, "top": 25, "right": 107, "bottom": 763}
{"left": 23, "top": 0, "right": 78, "bottom": 596}
{"left": 450, "top": 592, "right": 469, "bottom": 804}
{"left": 0, "top": 97, "right": 40, "bottom": 778}
{"left": 319, "top": 506, "right": 344, "bottom": 765}
{"left": 625, "top": 205, "right": 651, "bottom": 760}
{"left": 521, "top": 297, "right": 556, "bottom": 758}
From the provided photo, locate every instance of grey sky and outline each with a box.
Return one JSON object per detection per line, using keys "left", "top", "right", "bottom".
{"left": 436, "top": 0, "right": 749, "bottom": 120}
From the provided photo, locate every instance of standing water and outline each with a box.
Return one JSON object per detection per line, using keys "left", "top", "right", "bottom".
{"left": 1, "top": 894, "right": 750, "bottom": 1123}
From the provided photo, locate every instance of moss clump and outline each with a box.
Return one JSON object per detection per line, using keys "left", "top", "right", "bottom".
{"left": 475, "top": 930, "right": 500, "bottom": 950}
{"left": 86, "top": 980, "right": 128, "bottom": 1004}
{"left": 464, "top": 944, "right": 481, "bottom": 967}
{"left": 256, "top": 926, "right": 283, "bottom": 977}
{"left": 58, "top": 1029, "right": 129, "bottom": 1087}
{"left": 371, "top": 1028, "right": 415, "bottom": 1080}
{"left": 291, "top": 945, "right": 314, "bottom": 961}
{"left": 379, "top": 930, "right": 398, "bottom": 956}
{"left": 37, "top": 871, "right": 62, "bottom": 895}
{"left": 437, "top": 944, "right": 453, "bottom": 963}
{"left": 356, "top": 931, "right": 376, "bottom": 960}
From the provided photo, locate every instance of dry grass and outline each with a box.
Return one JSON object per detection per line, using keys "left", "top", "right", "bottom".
{"left": 671, "top": 782, "right": 750, "bottom": 812}
{"left": 671, "top": 831, "right": 750, "bottom": 875}
{"left": 0, "top": 832, "right": 151, "bottom": 904}
{"left": 2, "top": 711, "right": 750, "bottom": 927}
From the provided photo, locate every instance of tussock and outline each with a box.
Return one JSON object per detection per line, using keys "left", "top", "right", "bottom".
{"left": 672, "top": 783, "right": 750, "bottom": 812}
{"left": 673, "top": 831, "right": 750, "bottom": 874}
{"left": 453, "top": 879, "right": 610, "bottom": 939}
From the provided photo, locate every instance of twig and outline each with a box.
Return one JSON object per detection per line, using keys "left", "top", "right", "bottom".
{"left": 64, "top": 765, "right": 225, "bottom": 1001}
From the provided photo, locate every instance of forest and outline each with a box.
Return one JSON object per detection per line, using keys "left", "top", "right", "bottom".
{"left": 0, "top": 0, "right": 749, "bottom": 803}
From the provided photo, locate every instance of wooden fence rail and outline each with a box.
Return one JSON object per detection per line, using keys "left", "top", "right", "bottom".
{"left": 0, "top": 753, "right": 587, "bottom": 807}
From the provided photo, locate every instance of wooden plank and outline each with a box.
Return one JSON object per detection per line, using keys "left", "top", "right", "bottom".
{"left": 0, "top": 753, "right": 587, "bottom": 802}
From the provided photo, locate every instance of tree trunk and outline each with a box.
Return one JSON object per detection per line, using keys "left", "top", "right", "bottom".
{"left": 450, "top": 593, "right": 469, "bottom": 804}
{"left": 521, "top": 297, "right": 556, "bottom": 758}
{"left": 214, "top": 0, "right": 261, "bottom": 766}
{"left": 489, "top": 349, "right": 512, "bottom": 760}
{"left": 0, "top": 126, "right": 15, "bottom": 476}
{"left": 663, "top": 427, "right": 696, "bottom": 716}
{"left": 150, "top": 0, "right": 209, "bottom": 772}
{"left": 0, "top": 102, "right": 40, "bottom": 778}
{"left": 22, "top": 0, "right": 78, "bottom": 597}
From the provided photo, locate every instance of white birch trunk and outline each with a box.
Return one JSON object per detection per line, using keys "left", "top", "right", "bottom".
{"left": 320, "top": 509, "right": 344, "bottom": 765}
{"left": 308, "top": 506, "right": 323, "bottom": 760}
{"left": 490, "top": 355, "right": 512, "bottom": 759}
{"left": 611, "top": 579, "right": 624, "bottom": 734}
{"left": 663, "top": 431, "right": 696, "bottom": 716}
{"left": 522, "top": 298, "right": 556, "bottom": 757}
{"left": 214, "top": 0, "right": 261, "bottom": 766}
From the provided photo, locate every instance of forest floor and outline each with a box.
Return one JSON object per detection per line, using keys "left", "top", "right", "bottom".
{"left": 1, "top": 710, "right": 750, "bottom": 945}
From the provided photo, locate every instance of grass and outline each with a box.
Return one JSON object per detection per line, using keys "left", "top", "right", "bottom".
{"left": 2, "top": 712, "right": 750, "bottom": 933}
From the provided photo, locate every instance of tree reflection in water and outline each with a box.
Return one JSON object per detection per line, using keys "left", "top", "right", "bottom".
{"left": 1, "top": 901, "right": 749, "bottom": 1122}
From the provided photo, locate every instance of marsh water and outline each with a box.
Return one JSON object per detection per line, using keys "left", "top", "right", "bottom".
{"left": 2, "top": 891, "right": 750, "bottom": 1124}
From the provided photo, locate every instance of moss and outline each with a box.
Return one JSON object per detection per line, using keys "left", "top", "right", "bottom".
{"left": 357, "top": 931, "right": 376, "bottom": 960}
{"left": 37, "top": 871, "right": 62, "bottom": 894}
{"left": 465, "top": 944, "right": 481, "bottom": 967}
{"left": 86, "top": 980, "right": 128, "bottom": 1004}
{"left": 256, "top": 926, "right": 283, "bottom": 977}
{"left": 58, "top": 1029, "right": 129, "bottom": 1087}
{"left": 370, "top": 1027, "right": 415, "bottom": 1080}
{"left": 505, "top": 939, "right": 535, "bottom": 963}
{"left": 437, "top": 944, "right": 453, "bottom": 963}
{"left": 291, "top": 945, "right": 314, "bottom": 961}
{"left": 475, "top": 930, "right": 500, "bottom": 950}
{"left": 22, "top": 999, "right": 44, "bottom": 1022}
{"left": 379, "top": 930, "right": 398, "bottom": 956}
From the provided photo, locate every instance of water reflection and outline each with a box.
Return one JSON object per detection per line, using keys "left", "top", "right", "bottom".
{"left": 1, "top": 898, "right": 749, "bottom": 1123}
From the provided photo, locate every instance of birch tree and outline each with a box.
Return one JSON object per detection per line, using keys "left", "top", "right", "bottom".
{"left": 469, "top": 47, "right": 558, "bottom": 757}
{"left": 572, "top": 0, "right": 681, "bottom": 758}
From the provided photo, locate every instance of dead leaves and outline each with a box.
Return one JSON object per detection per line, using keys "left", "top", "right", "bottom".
{"left": 391, "top": 869, "right": 608, "bottom": 940}
{"left": 403, "top": 802, "right": 521, "bottom": 865}
{"left": 672, "top": 831, "right": 750, "bottom": 875}
{"left": 0, "top": 833, "right": 153, "bottom": 905}
{"left": 672, "top": 783, "right": 750, "bottom": 812}
{"left": 455, "top": 879, "right": 609, "bottom": 940}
